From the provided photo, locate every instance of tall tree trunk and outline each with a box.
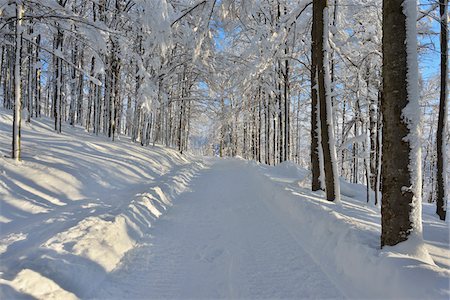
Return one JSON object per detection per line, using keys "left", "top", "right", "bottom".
{"left": 368, "top": 71, "right": 378, "bottom": 192}
{"left": 436, "top": 0, "right": 448, "bottom": 221}
{"left": 35, "top": 34, "right": 41, "bottom": 117}
{"left": 26, "top": 26, "right": 33, "bottom": 123}
{"left": 220, "top": 97, "right": 224, "bottom": 157}
{"left": 258, "top": 90, "right": 262, "bottom": 162}
{"left": 381, "top": 0, "right": 423, "bottom": 247}
{"left": 314, "top": 0, "right": 340, "bottom": 201}
{"left": 265, "top": 93, "right": 270, "bottom": 165}
{"left": 69, "top": 46, "right": 77, "bottom": 126}
{"left": 12, "top": 2, "right": 23, "bottom": 161}
{"left": 53, "top": 27, "right": 63, "bottom": 133}
{"left": 311, "top": 6, "right": 321, "bottom": 191}
{"left": 76, "top": 49, "right": 84, "bottom": 125}
{"left": 375, "top": 90, "right": 383, "bottom": 206}
{"left": 340, "top": 97, "right": 347, "bottom": 178}
{"left": 284, "top": 57, "right": 290, "bottom": 162}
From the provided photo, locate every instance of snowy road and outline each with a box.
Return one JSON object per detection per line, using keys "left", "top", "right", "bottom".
{"left": 92, "top": 159, "right": 344, "bottom": 299}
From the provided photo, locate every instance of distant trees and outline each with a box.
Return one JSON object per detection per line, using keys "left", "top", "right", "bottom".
{"left": 206, "top": 0, "right": 311, "bottom": 164}
{"left": 381, "top": 0, "right": 422, "bottom": 246}
{"left": 1, "top": 0, "right": 215, "bottom": 158}
{"left": 200, "top": 0, "right": 446, "bottom": 247}
{"left": 212, "top": 0, "right": 384, "bottom": 203}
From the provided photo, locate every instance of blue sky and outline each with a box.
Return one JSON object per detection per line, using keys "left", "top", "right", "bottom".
{"left": 419, "top": 21, "right": 441, "bottom": 80}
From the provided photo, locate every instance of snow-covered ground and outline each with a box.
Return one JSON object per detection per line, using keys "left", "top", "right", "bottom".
{"left": 259, "top": 161, "right": 450, "bottom": 299}
{"left": 0, "top": 110, "right": 205, "bottom": 299}
{"left": 0, "top": 110, "right": 449, "bottom": 299}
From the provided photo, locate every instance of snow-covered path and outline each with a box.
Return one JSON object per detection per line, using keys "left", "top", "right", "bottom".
{"left": 93, "top": 159, "right": 344, "bottom": 299}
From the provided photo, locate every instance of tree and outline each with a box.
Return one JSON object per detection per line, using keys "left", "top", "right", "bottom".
{"left": 12, "top": 1, "right": 23, "bottom": 161}
{"left": 381, "top": 0, "right": 423, "bottom": 247}
{"left": 311, "top": 0, "right": 322, "bottom": 191}
{"left": 436, "top": 0, "right": 448, "bottom": 221}
{"left": 312, "top": 0, "right": 340, "bottom": 201}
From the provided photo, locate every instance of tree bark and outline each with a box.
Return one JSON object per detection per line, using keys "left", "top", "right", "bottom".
{"left": 12, "top": 2, "right": 23, "bottom": 161}
{"left": 314, "top": 0, "right": 340, "bottom": 201}
{"left": 381, "top": 0, "right": 422, "bottom": 247}
{"left": 311, "top": 2, "right": 321, "bottom": 191}
{"left": 436, "top": 0, "right": 448, "bottom": 221}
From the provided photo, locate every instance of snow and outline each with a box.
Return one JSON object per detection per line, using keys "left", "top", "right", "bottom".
{"left": 4, "top": 269, "right": 77, "bottom": 300}
{"left": 402, "top": 0, "right": 424, "bottom": 243}
{"left": 0, "top": 109, "right": 449, "bottom": 299}
{"left": 260, "top": 161, "right": 449, "bottom": 299}
{"left": 0, "top": 109, "right": 205, "bottom": 298}
{"left": 43, "top": 215, "right": 134, "bottom": 272}
{"left": 92, "top": 159, "right": 344, "bottom": 299}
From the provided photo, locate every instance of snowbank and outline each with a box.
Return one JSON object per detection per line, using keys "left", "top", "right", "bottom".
{"left": 0, "top": 109, "right": 205, "bottom": 298}
{"left": 260, "top": 161, "right": 450, "bottom": 299}
{"left": 260, "top": 161, "right": 310, "bottom": 184}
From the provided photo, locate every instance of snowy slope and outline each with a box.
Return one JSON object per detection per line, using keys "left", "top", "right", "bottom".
{"left": 0, "top": 110, "right": 205, "bottom": 298}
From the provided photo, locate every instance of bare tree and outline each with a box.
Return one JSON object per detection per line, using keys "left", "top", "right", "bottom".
{"left": 12, "top": 2, "right": 23, "bottom": 161}
{"left": 436, "top": 0, "right": 448, "bottom": 221}
{"left": 381, "top": 0, "right": 423, "bottom": 247}
{"left": 311, "top": 2, "right": 322, "bottom": 191}
{"left": 313, "top": 0, "right": 340, "bottom": 201}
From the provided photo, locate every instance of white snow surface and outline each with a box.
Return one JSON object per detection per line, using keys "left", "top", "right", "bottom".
{"left": 0, "top": 110, "right": 205, "bottom": 298}
{"left": 0, "top": 109, "right": 449, "bottom": 299}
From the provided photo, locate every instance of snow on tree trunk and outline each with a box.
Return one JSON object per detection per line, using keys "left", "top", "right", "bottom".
{"left": 381, "top": 0, "right": 430, "bottom": 260}
{"left": 317, "top": 100, "right": 326, "bottom": 191}
{"left": 12, "top": 2, "right": 23, "bottom": 161}
{"left": 311, "top": 64, "right": 322, "bottom": 191}
{"left": 313, "top": 0, "right": 340, "bottom": 202}
{"left": 322, "top": 5, "right": 341, "bottom": 202}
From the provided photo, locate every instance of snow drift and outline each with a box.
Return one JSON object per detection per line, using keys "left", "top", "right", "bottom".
{"left": 260, "top": 161, "right": 450, "bottom": 299}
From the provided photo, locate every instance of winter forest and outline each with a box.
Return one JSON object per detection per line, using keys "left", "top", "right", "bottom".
{"left": 0, "top": 0, "right": 449, "bottom": 299}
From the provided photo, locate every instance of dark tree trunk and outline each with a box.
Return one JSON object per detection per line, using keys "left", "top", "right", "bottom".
{"left": 369, "top": 75, "right": 378, "bottom": 192}
{"left": 314, "top": 0, "right": 339, "bottom": 201}
{"left": 375, "top": 90, "right": 383, "bottom": 206}
{"left": 35, "top": 34, "right": 41, "bottom": 117}
{"left": 310, "top": 1, "right": 321, "bottom": 191}
{"left": 381, "top": 0, "right": 421, "bottom": 247}
{"left": 436, "top": 0, "right": 448, "bottom": 221}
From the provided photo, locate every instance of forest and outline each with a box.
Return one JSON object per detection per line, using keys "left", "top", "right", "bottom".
{"left": 0, "top": 0, "right": 448, "bottom": 299}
